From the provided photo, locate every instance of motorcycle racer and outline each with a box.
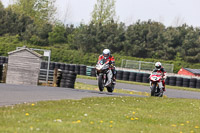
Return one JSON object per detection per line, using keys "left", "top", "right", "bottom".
{"left": 152, "top": 62, "right": 166, "bottom": 91}
{"left": 98, "top": 49, "right": 116, "bottom": 83}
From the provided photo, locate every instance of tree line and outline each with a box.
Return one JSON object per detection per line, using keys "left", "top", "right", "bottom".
{"left": 0, "top": 1, "right": 200, "bottom": 64}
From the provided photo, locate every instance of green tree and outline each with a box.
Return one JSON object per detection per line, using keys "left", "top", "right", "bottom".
{"left": 91, "top": 0, "right": 117, "bottom": 26}
{"left": 11, "top": 0, "right": 56, "bottom": 24}
{"left": 48, "top": 23, "right": 67, "bottom": 45}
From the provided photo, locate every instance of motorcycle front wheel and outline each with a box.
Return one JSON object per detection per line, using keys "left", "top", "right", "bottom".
{"left": 98, "top": 75, "right": 104, "bottom": 92}
{"left": 106, "top": 84, "right": 114, "bottom": 93}
{"left": 151, "top": 83, "right": 157, "bottom": 96}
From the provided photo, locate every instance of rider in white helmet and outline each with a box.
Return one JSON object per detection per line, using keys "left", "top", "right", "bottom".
{"left": 152, "top": 62, "right": 166, "bottom": 91}
{"left": 98, "top": 49, "right": 116, "bottom": 83}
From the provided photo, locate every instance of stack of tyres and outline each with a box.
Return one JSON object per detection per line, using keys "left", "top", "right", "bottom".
{"left": 40, "top": 62, "right": 46, "bottom": 69}
{"left": 49, "top": 62, "right": 55, "bottom": 70}
{"left": 116, "top": 70, "right": 123, "bottom": 80}
{"left": 60, "top": 63, "right": 65, "bottom": 70}
{"left": 64, "top": 64, "right": 70, "bottom": 71}
{"left": 0, "top": 57, "right": 5, "bottom": 64}
{"left": 75, "top": 65, "right": 80, "bottom": 74}
{"left": 142, "top": 73, "right": 150, "bottom": 83}
{"left": 165, "top": 77, "right": 169, "bottom": 85}
{"left": 136, "top": 73, "right": 143, "bottom": 82}
{"left": 122, "top": 71, "right": 130, "bottom": 81}
{"left": 182, "top": 78, "right": 190, "bottom": 87}
{"left": 69, "top": 64, "right": 76, "bottom": 72}
{"left": 60, "top": 70, "right": 77, "bottom": 88}
{"left": 80, "top": 65, "right": 87, "bottom": 75}
{"left": 0, "top": 64, "right": 3, "bottom": 81}
{"left": 55, "top": 62, "right": 61, "bottom": 69}
{"left": 196, "top": 79, "right": 200, "bottom": 89}
{"left": 169, "top": 76, "right": 176, "bottom": 86}
{"left": 129, "top": 72, "right": 137, "bottom": 81}
{"left": 189, "top": 78, "right": 197, "bottom": 88}
{"left": 91, "top": 68, "right": 96, "bottom": 77}
{"left": 5, "top": 57, "right": 8, "bottom": 63}
{"left": 176, "top": 77, "right": 183, "bottom": 87}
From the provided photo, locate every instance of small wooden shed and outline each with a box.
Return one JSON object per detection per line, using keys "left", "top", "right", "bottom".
{"left": 6, "top": 47, "right": 42, "bottom": 85}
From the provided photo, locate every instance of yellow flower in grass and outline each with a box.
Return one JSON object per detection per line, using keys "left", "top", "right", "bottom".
{"left": 31, "top": 103, "right": 35, "bottom": 106}
{"left": 190, "top": 130, "right": 194, "bottom": 133}
{"left": 110, "top": 125, "right": 113, "bottom": 128}
{"left": 130, "top": 92, "right": 133, "bottom": 94}
{"left": 131, "top": 118, "right": 134, "bottom": 120}
{"left": 110, "top": 121, "right": 113, "bottom": 124}
{"left": 77, "top": 120, "right": 81, "bottom": 123}
{"left": 195, "top": 126, "right": 199, "bottom": 129}
{"left": 180, "top": 123, "right": 184, "bottom": 126}
{"left": 132, "top": 112, "right": 136, "bottom": 115}
{"left": 186, "top": 121, "right": 190, "bottom": 124}
{"left": 180, "top": 132, "right": 183, "bottom": 133}
{"left": 126, "top": 116, "right": 129, "bottom": 119}
{"left": 25, "top": 113, "right": 29, "bottom": 116}
{"left": 100, "top": 120, "right": 103, "bottom": 123}
{"left": 171, "top": 124, "right": 177, "bottom": 127}
{"left": 135, "top": 118, "right": 139, "bottom": 120}
{"left": 90, "top": 121, "right": 94, "bottom": 124}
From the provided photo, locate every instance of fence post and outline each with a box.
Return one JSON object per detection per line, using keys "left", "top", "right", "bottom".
{"left": 139, "top": 61, "right": 141, "bottom": 71}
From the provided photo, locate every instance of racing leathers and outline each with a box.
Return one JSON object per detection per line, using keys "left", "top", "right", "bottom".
{"left": 152, "top": 67, "right": 166, "bottom": 91}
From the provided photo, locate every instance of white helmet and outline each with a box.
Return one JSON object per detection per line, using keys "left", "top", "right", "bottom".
{"left": 103, "top": 49, "right": 110, "bottom": 59}
{"left": 155, "top": 62, "right": 162, "bottom": 70}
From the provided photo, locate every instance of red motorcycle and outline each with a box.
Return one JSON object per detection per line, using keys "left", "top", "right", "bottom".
{"left": 149, "top": 72, "right": 164, "bottom": 97}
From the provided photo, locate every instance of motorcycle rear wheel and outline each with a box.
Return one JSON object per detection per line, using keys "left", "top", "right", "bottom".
{"left": 98, "top": 76, "right": 104, "bottom": 92}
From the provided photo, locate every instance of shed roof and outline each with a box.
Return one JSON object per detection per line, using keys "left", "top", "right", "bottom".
{"left": 184, "top": 68, "right": 200, "bottom": 75}
{"left": 8, "top": 47, "right": 42, "bottom": 58}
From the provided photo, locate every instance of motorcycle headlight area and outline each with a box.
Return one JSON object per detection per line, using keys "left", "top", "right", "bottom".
{"left": 151, "top": 76, "right": 158, "bottom": 81}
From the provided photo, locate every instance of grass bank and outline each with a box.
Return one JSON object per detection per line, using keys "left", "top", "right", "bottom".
{"left": 0, "top": 97, "right": 199, "bottom": 133}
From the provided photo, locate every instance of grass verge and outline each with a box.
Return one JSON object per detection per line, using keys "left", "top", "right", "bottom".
{"left": 0, "top": 97, "right": 200, "bottom": 133}
{"left": 77, "top": 75, "right": 200, "bottom": 92}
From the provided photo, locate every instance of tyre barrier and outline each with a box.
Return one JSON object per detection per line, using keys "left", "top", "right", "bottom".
{"left": 165, "top": 77, "right": 169, "bottom": 85}
{"left": 91, "top": 68, "right": 96, "bottom": 77}
{"left": 142, "top": 73, "right": 150, "bottom": 83}
{"left": 122, "top": 71, "right": 130, "bottom": 81}
{"left": 75, "top": 65, "right": 80, "bottom": 74}
{"left": 0, "top": 64, "right": 3, "bottom": 81}
{"left": 55, "top": 62, "right": 61, "bottom": 69}
{"left": 169, "top": 76, "right": 176, "bottom": 86}
{"left": 116, "top": 70, "right": 123, "bottom": 80}
{"left": 129, "top": 72, "right": 137, "bottom": 81}
{"left": 176, "top": 77, "right": 183, "bottom": 87}
{"left": 64, "top": 64, "right": 70, "bottom": 71}
{"left": 80, "top": 65, "right": 87, "bottom": 75}
{"left": 189, "top": 78, "right": 197, "bottom": 88}
{"left": 0, "top": 56, "right": 8, "bottom": 64}
{"left": 136, "top": 73, "right": 143, "bottom": 82}
{"left": 39, "top": 69, "right": 54, "bottom": 81}
{"left": 182, "top": 78, "right": 190, "bottom": 87}
{"left": 60, "top": 63, "right": 65, "bottom": 70}
{"left": 49, "top": 62, "right": 55, "bottom": 70}
{"left": 196, "top": 79, "right": 200, "bottom": 89}
{"left": 60, "top": 70, "right": 77, "bottom": 88}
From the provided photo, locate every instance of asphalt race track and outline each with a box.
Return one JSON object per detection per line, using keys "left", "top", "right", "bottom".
{"left": 0, "top": 78, "right": 200, "bottom": 107}
{"left": 76, "top": 78, "right": 200, "bottom": 100}
{"left": 0, "top": 83, "right": 144, "bottom": 107}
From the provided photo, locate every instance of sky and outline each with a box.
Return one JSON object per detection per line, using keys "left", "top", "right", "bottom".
{"left": 1, "top": 0, "right": 200, "bottom": 27}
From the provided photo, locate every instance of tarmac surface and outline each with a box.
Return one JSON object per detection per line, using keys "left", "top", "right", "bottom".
{"left": 0, "top": 78, "right": 200, "bottom": 107}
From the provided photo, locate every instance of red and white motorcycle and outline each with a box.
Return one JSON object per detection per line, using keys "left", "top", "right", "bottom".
{"left": 149, "top": 72, "right": 164, "bottom": 97}
{"left": 96, "top": 59, "right": 115, "bottom": 93}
